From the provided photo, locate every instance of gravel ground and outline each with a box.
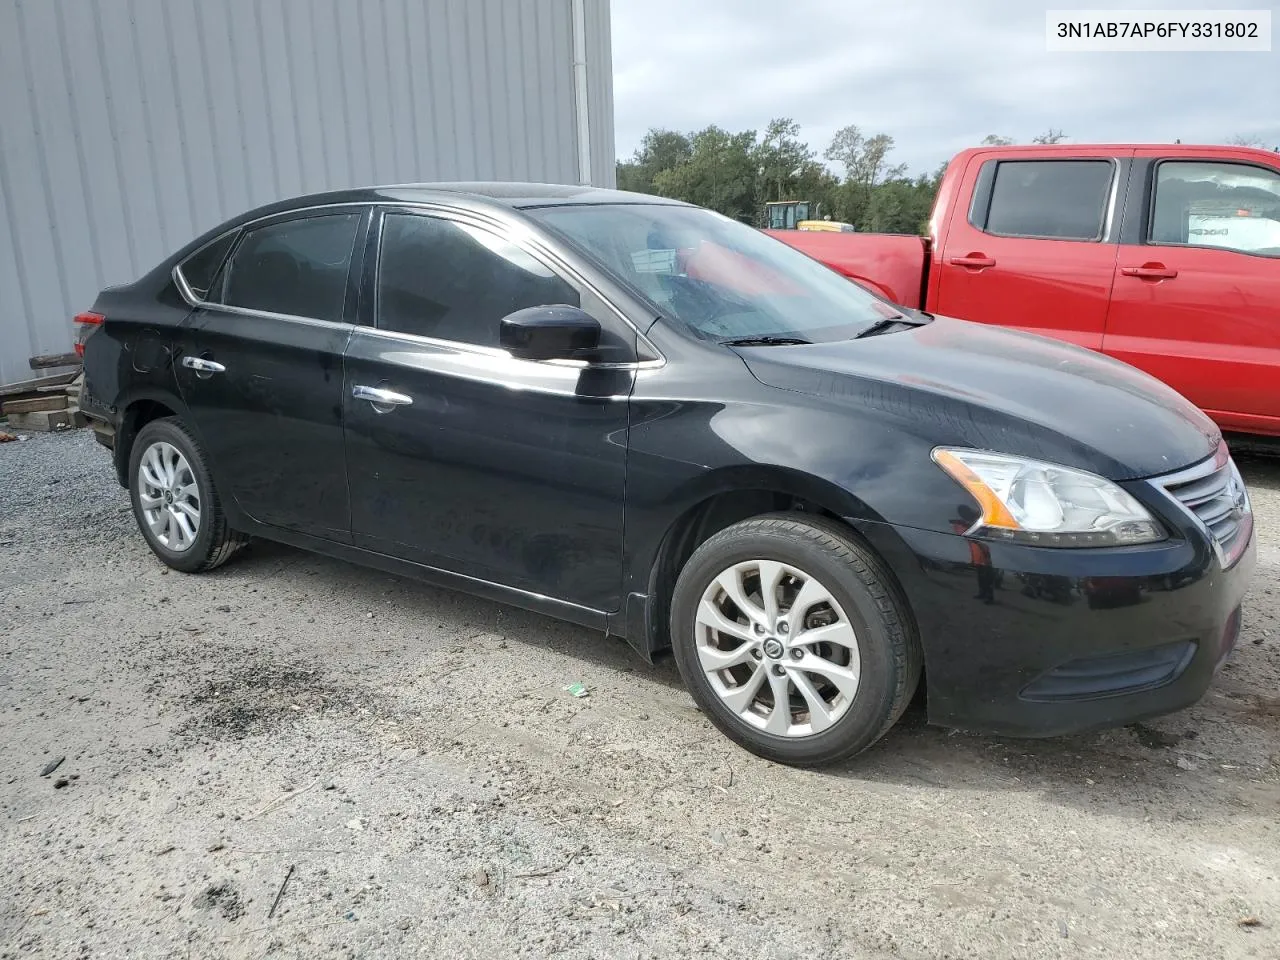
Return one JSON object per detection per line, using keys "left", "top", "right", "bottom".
{"left": 2, "top": 428, "right": 1278, "bottom": 960}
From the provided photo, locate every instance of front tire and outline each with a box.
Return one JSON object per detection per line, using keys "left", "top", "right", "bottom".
{"left": 670, "top": 513, "right": 922, "bottom": 767}
{"left": 128, "top": 418, "right": 246, "bottom": 573}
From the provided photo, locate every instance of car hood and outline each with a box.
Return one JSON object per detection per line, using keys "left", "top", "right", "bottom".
{"left": 736, "top": 317, "right": 1220, "bottom": 481}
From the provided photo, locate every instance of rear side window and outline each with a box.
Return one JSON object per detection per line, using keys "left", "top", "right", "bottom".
{"left": 176, "top": 232, "right": 236, "bottom": 300}
{"left": 981, "top": 160, "right": 1114, "bottom": 240}
{"left": 376, "top": 213, "right": 579, "bottom": 348}
{"left": 216, "top": 213, "right": 361, "bottom": 321}
{"left": 1150, "top": 161, "right": 1280, "bottom": 256}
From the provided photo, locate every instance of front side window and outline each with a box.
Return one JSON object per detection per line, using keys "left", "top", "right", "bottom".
{"left": 216, "top": 213, "right": 361, "bottom": 321}
{"left": 529, "top": 203, "right": 899, "bottom": 343}
{"left": 983, "top": 160, "right": 1114, "bottom": 240}
{"left": 376, "top": 213, "right": 580, "bottom": 348}
{"left": 1151, "top": 161, "right": 1280, "bottom": 256}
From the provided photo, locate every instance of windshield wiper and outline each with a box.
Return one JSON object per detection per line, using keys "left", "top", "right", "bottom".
{"left": 854, "top": 315, "right": 928, "bottom": 339}
{"left": 720, "top": 335, "right": 812, "bottom": 347}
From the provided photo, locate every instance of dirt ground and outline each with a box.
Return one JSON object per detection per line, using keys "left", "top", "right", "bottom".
{"left": 2, "top": 429, "right": 1278, "bottom": 960}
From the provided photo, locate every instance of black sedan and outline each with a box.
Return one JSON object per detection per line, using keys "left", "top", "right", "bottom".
{"left": 78, "top": 183, "right": 1255, "bottom": 766}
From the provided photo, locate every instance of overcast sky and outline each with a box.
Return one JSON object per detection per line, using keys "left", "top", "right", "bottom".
{"left": 610, "top": 0, "right": 1280, "bottom": 175}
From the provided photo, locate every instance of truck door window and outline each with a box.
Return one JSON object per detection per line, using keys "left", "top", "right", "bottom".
{"left": 980, "top": 160, "right": 1114, "bottom": 241}
{"left": 1150, "top": 161, "right": 1280, "bottom": 257}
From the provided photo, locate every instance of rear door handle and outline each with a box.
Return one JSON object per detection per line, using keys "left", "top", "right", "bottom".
{"left": 181, "top": 356, "right": 226, "bottom": 375}
{"left": 948, "top": 255, "right": 997, "bottom": 269}
{"left": 1120, "top": 264, "right": 1178, "bottom": 280}
{"left": 352, "top": 384, "right": 413, "bottom": 411}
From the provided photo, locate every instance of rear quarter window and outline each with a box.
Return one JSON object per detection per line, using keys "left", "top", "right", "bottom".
{"left": 176, "top": 231, "right": 237, "bottom": 300}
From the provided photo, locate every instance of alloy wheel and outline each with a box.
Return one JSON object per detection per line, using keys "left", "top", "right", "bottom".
{"left": 695, "top": 559, "right": 861, "bottom": 737}
{"left": 137, "top": 441, "right": 202, "bottom": 553}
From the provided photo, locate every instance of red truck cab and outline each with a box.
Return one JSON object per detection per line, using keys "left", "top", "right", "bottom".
{"left": 772, "top": 144, "right": 1280, "bottom": 437}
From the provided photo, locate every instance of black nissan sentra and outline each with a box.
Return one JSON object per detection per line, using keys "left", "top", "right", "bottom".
{"left": 78, "top": 184, "right": 1255, "bottom": 766}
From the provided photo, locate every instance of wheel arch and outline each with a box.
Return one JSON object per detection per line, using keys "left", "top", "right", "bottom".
{"left": 113, "top": 389, "right": 191, "bottom": 488}
{"left": 622, "top": 465, "right": 903, "bottom": 660}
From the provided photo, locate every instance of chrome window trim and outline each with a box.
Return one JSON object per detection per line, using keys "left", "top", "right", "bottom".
{"left": 173, "top": 198, "right": 665, "bottom": 371}
{"left": 172, "top": 227, "right": 240, "bottom": 304}
{"left": 354, "top": 323, "right": 662, "bottom": 371}
{"left": 1101, "top": 160, "right": 1122, "bottom": 240}
{"left": 172, "top": 202, "right": 371, "bottom": 324}
{"left": 353, "top": 327, "right": 637, "bottom": 399}
{"left": 352, "top": 325, "right": 645, "bottom": 399}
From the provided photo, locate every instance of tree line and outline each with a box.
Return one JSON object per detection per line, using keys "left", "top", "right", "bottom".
{"left": 617, "top": 121, "right": 1273, "bottom": 235}
{"left": 615, "top": 119, "right": 942, "bottom": 234}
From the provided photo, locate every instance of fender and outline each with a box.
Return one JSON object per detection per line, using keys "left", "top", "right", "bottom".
{"left": 613, "top": 463, "right": 898, "bottom": 659}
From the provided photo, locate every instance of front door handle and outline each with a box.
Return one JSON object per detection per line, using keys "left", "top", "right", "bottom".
{"left": 352, "top": 384, "right": 413, "bottom": 412}
{"left": 948, "top": 254, "right": 997, "bottom": 269}
{"left": 181, "top": 356, "right": 226, "bottom": 376}
{"left": 1120, "top": 263, "right": 1178, "bottom": 281}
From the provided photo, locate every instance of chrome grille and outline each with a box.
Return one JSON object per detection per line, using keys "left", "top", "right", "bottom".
{"left": 1152, "top": 444, "right": 1252, "bottom": 565}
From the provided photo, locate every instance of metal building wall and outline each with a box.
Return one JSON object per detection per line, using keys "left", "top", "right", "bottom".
{"left": 0, "top": 0, "right": 615, "bottom": 388}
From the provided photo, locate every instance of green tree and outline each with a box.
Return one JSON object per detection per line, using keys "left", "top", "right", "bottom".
{"left": 824, "top": 125, "right": 908, "bottom": 226}
{"left": 981, "top": 134, "right": 1015, "bottom": 146}
{"left": 652, "top": 125, "right": 759, "bottom": 221}
{"left": 790, "top": 159, "right": 841, "bottom": 221}
{"left": 753, "top": 117, "right": 814, "bottom": 204}
{"left": 616, "top": 128, "right": 693, "bottom": 194}
{"left": 616, "top": 118, "right": 945, "bottom": 235}
{"left": 863, "top": 168, "right": 942, "bottom": 234}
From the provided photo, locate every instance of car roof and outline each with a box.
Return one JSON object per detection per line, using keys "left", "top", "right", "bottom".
{"left": 161, "top": 182, "right": 692, "bottom": 275}
{"left": 381, "top": 181, "right": 688, "bottom": 208}
{"left": 236, "top": 182, "right": 688, "bottom": 224}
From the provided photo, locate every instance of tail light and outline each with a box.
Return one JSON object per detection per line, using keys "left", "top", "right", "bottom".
{"left": 73, "top": 311, "right": 104, "bottom": 357}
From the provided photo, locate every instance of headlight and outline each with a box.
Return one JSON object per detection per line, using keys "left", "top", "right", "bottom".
{"left": 932, "top": 448, "right": 1165, "bottom": 547}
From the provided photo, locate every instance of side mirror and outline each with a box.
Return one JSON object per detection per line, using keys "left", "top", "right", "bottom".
{"left": 500, "top": 305, "right": 601, "bottom": 361}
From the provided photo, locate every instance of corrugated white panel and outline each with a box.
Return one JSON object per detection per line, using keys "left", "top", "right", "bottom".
{"left": 0, "top": 0, "right": 614, "bottom": 387}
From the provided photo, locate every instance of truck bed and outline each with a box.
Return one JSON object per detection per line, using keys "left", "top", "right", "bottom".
{"left": 765, "top": 230, "right": 929, "bottom": 309}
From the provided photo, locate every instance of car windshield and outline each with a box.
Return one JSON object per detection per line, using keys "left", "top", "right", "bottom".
{"left": 527, "top": 203, "right": 899, "bottom": 342}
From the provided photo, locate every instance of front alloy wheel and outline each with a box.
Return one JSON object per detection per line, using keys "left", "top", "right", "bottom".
{"left": 670, "top": 514, "right": 921, "bottom": 766}
{"left": 695, "top": 559, "right": 861, "bottom": 737}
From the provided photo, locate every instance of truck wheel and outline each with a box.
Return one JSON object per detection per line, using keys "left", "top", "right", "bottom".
{"left": 128, "top": 418, "right": 246, "bottom": 573}
{"left": 670, "top": 513, "right": 922, "bottom": 767}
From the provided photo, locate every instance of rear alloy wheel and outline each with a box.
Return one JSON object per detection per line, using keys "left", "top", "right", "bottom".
{"left": 137, "top": 441, "right": 202, "bottom": 553}
{"left": 128, "top": 417, "right": 246, "bottom": 573}
{"left": 671, "top": 514, "right": 921, "bottom": 766}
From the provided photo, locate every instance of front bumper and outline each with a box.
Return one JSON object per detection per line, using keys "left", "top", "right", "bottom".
{"left": 856, "top": 512, "right": 1256, "bottom": 738}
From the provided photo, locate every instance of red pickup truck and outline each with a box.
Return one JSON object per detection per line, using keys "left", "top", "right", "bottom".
{"left": 771, "top": 144, "right": 1280, "bottom": 438}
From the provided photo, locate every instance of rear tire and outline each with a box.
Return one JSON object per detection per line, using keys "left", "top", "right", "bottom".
{"left": 670, "top": 513, "right": 921, "bottom": 767}
{"left": 128, "top": 417, "right": 246, "bottom": 573}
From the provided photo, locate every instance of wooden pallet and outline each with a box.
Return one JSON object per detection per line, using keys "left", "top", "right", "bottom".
{"left": 1, "top": 366, "right": 86, "bottom": 433}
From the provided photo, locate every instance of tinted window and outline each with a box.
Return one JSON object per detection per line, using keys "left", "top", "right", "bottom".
{"left": 984, "top": 160, "right": 1113, "bottom": 240}
{"left": 376, "top": 213, "right": 579, "bottom": 347}
{"left": 178, "top": 231, "right": 237, "bottom": 299}
{"left": 218, "top": 213, "right": 361, "bottom": 321}
{"left": 1151, "top": 161, "right": 1280, "bottom": 256}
